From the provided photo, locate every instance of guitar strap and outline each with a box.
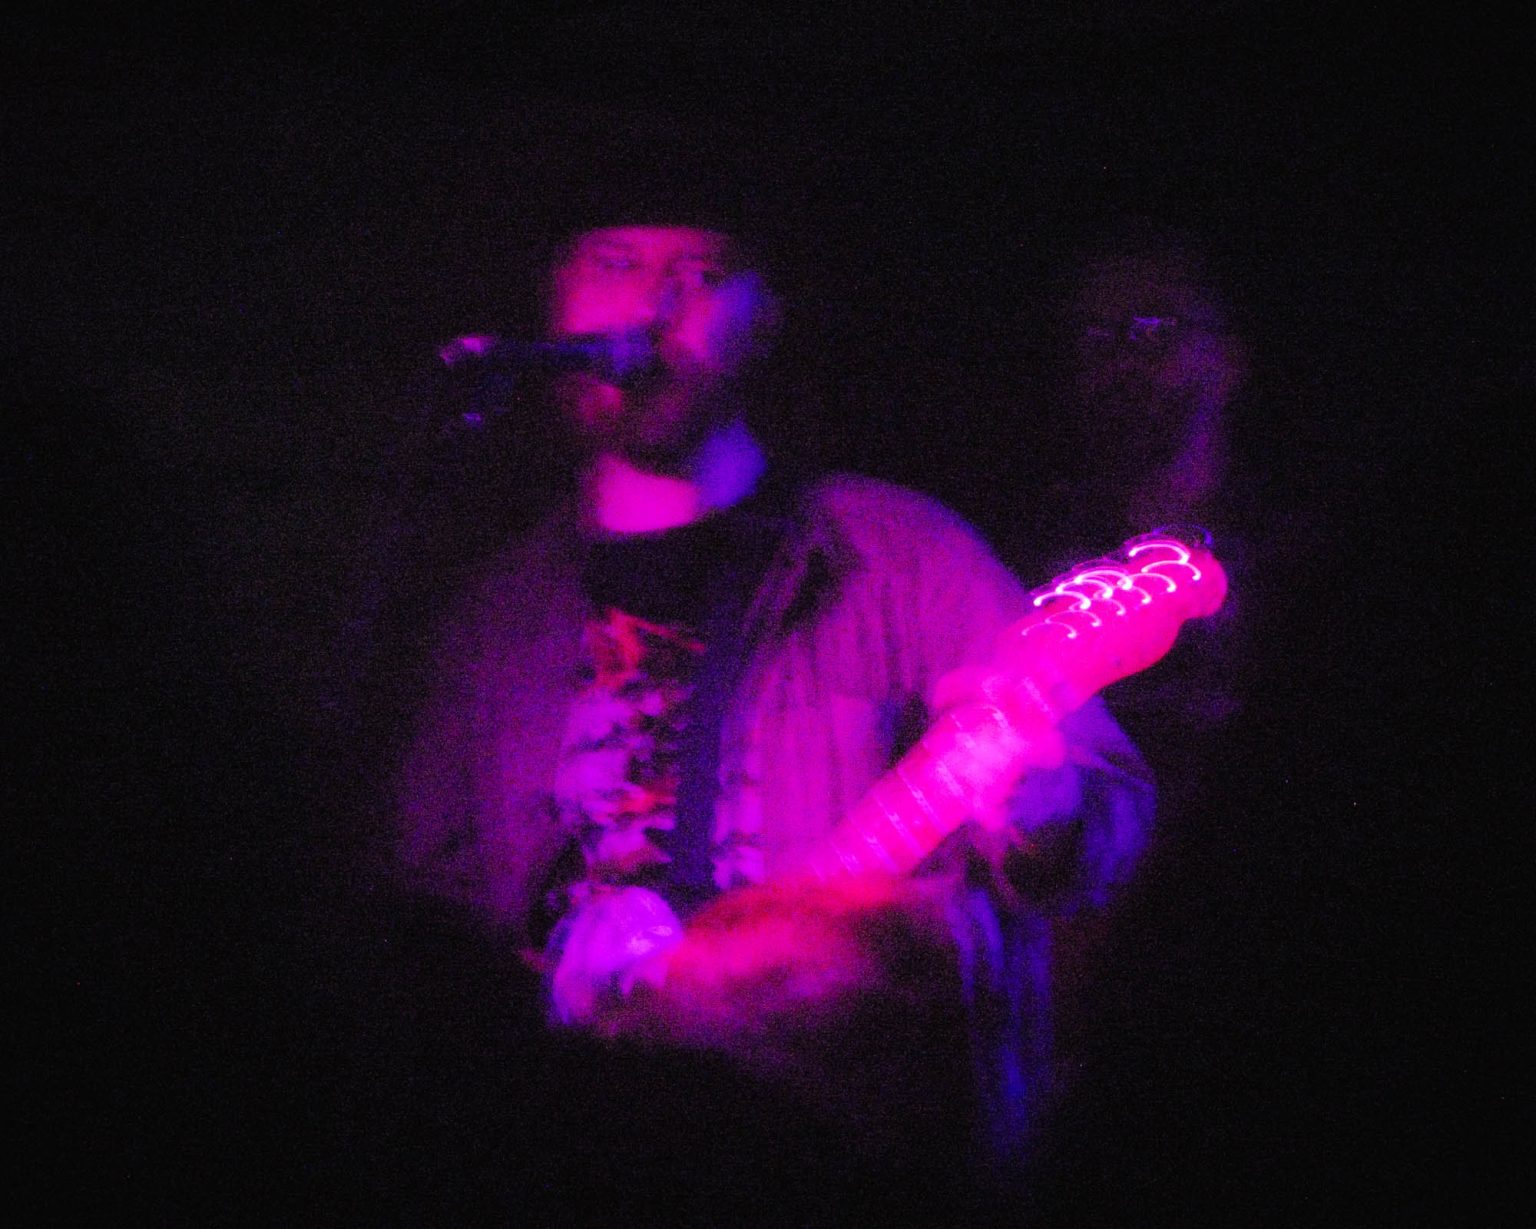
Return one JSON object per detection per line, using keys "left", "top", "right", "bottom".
{"left": 662, "top": 468, "right": 808, "bottom": 917}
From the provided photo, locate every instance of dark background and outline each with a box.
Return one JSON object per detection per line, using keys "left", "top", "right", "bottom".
{"left": 8, "top": 4, "right": 1525, "bottom": 1223}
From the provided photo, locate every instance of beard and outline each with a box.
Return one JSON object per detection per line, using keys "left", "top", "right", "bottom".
{"left": 556, "top": 370, "right": 741, "bottom": 474}
{"left": 1077, "top": 374, "right": 1201, "bottom": 472}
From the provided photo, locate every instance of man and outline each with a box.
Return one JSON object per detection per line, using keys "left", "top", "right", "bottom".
{"left": 1026, "top": 219, "right": 1251, "bottom": 574}
{"left": 395, "top": 192, "right": 1155, "bottom": 1170}
{"left": 1038, "top": 221, "right": 1255, "bottom": 732}
{"left": 993, "top": 221, "right": 1255, "bottom": 1077}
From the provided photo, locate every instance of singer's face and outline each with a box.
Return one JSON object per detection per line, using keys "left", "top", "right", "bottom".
{"left": 549, "top": 226, "right": 769, "bottom": 468}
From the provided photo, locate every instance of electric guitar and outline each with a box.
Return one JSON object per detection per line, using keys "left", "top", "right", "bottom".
{"left": 549, "top": 531, "right": 1228, "bottom": 1029}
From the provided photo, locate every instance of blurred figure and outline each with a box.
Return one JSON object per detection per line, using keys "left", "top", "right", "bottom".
{"left": 1024, "top": 218, "right": 1253, "bottom": 730}
{"left": 389, "top": 152, "right": 1156, "bottom": 1199}
{"left": 1063, "top": 231, "right": 1248, "bottom": 535}
{"left": 1011, "top": 220, "right": 1258, "bottom": 1086}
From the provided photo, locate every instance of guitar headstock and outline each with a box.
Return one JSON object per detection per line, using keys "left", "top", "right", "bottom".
{"left": 996, "top": 529, "right": 1228, "bottom": 707}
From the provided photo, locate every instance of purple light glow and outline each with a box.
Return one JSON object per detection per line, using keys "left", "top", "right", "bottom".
{"left": 437, "top": 332, "right": 499, "bottom": 365}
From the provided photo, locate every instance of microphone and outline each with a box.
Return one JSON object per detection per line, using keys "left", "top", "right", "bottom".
{"left": 437, "top": 329, "right": 661, "bottom": 387}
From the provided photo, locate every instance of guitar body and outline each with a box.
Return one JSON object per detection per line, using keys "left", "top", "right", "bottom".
{"left": 594, "top": 875, "right": 978, "bottom": 1157}
{"left": 597, "top": 876, "right": 956, "bottom": 1047}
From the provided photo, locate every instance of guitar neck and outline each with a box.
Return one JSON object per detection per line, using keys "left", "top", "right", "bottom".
{"left": 798, "top": 699, "right": 1054, "bottom": 880}
{"left": 796, "top": 532, "right": 1226, "bottom": 881}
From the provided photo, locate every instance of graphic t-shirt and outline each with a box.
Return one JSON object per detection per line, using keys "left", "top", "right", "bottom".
{"left": 548, "top": 504, "right": 788, "bottom": 924}
{"left": 554, "top": 603, "right": 704, "bottom": 908}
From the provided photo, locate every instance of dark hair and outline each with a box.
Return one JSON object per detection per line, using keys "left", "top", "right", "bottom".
{"left": 525, "top": 103, "right": 764, "bottom": 264}
{"left": 1051, "top": 210, "right": 1252, "bottom": 339}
